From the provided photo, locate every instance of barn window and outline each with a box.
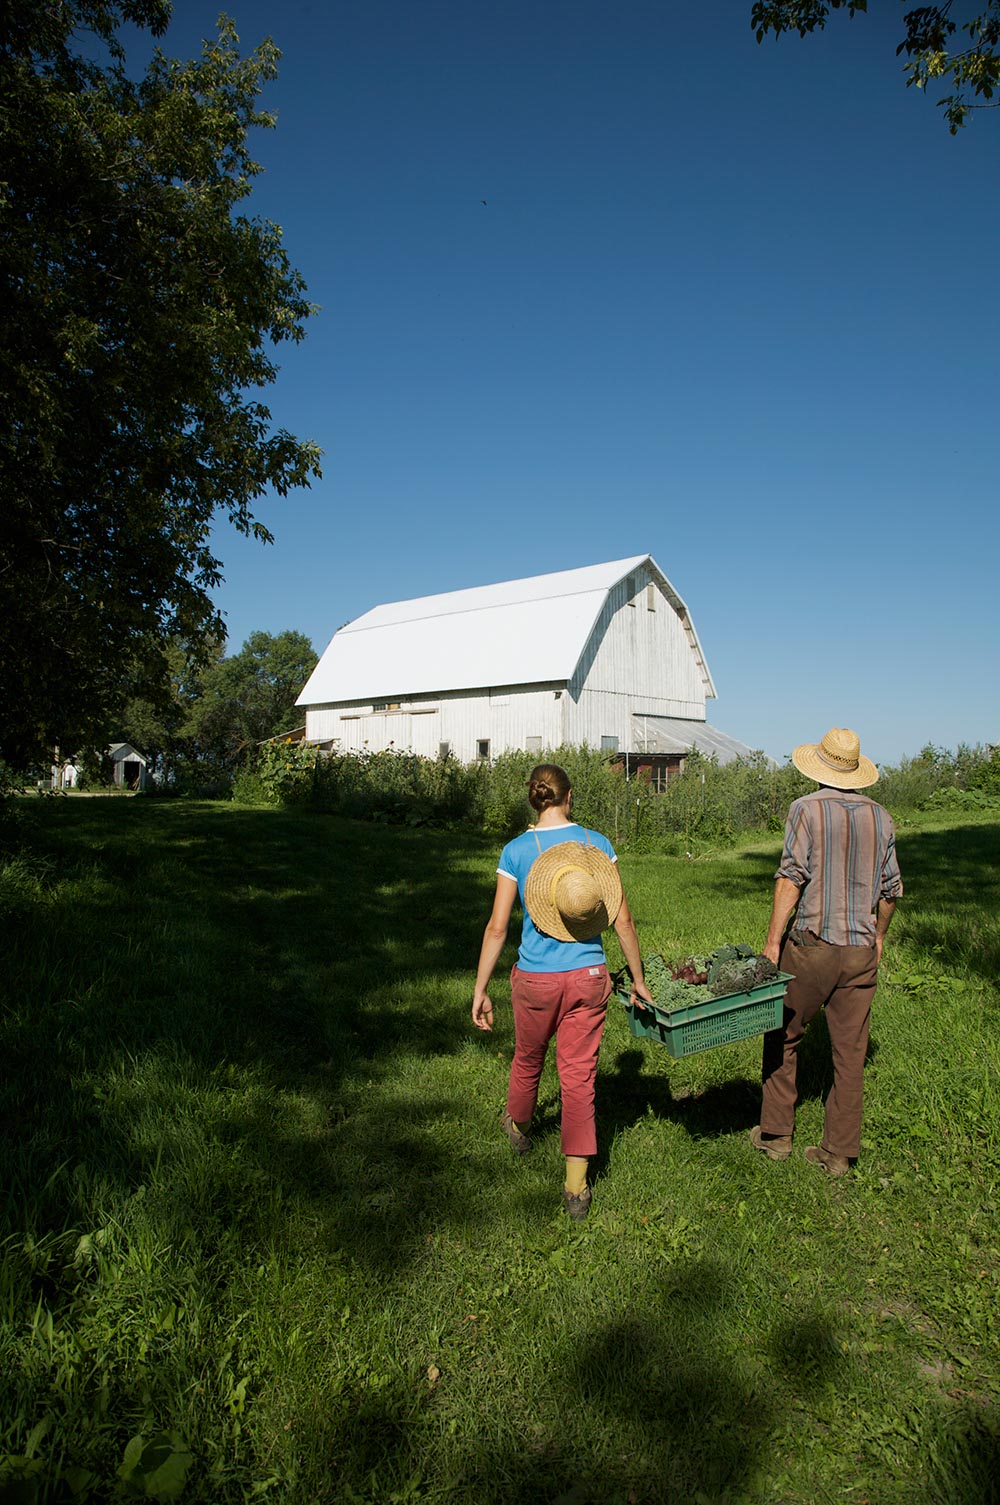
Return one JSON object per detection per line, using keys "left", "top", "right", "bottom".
{"left": 477, "top": 739, "right": 491, "bottom": 761}
{"left": 526, "top": 736, "right": 542, "bottom": 753}
{"left": 626, "top": 573, "right": 637, "bottom": 605}
{"left": 600, "top": 735, "right": 619, "bottom": 753}
{"left": 438, "top": 742, "right": 450, "bottom": 760}
{"left": 647, "top": 583, "right": 656, "bottom": 611}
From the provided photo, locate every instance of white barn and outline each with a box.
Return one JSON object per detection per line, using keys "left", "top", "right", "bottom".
{"left": 296, "top": 555, "right": 756, "bottom": 769}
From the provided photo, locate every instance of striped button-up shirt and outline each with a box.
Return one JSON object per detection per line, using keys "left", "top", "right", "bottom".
{"left": 776, "top": 788, "right": 903, "bottom": 946}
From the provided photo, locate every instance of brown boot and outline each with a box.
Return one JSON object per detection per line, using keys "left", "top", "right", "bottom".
{"left": 562, "top": 1186, "right": 592, "bottom": 1221}
{"left": 805, "top": 1145, "right": 850, "bottom": 1177}
{"left": 749, "top": 1125, "right": 792, "bottom": 1161}
{"left": 500, "top": 1111, "right": 532, "bottom": 1156}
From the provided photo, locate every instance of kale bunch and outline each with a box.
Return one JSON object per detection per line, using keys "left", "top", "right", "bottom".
{"left": 708, "top": 949, "right": 779, "bottom": 997}
{"left": 632, "top": 946, "right": 777, "bottom": 1015}
{"left": 639, "top": 953, "right": 713, "bottom": 1013}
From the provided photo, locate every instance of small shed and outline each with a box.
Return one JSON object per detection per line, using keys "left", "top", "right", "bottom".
{"left": 107, "top": 742, "right": 152, "bottom": 791}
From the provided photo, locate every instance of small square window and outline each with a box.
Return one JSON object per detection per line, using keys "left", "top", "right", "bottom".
{"left": 600, "top": 735, "right": 619, "bottom": 753}
{"left": 526, "top": 736, "right": 542, "bottom": 753}
{"left": 438, "top": 742, "right": 450, "bottom": 760}
{"left": 477, "top": 739, "right": 491, "bottom": 761}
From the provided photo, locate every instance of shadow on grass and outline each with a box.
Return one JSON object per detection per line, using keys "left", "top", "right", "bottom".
{"left": 920, "top": 1402, "right": 1000, "bottom": 1505}
{"left": 591, "top": 1019, "right": 879, "bottom": 1172}
{"left": 894, "top": 821, "right": 1000, "bottom": 983}
{"left": 420, "top": 1266, "right": 847, "bottom": 1504}
{"left": 593, "top": 1047, "right": 761, "bottom": 1165}
{"left": 0, "top": 800, "right": 502, "bottom": 1267}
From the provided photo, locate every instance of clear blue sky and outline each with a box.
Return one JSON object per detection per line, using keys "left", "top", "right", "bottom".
{"left": 156, "top": 0, "right": 996, "bottom": 766}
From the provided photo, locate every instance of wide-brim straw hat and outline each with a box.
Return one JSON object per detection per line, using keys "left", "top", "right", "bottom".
{"left": 524, "top": 842, "right": 623, "bottom": 943}
{"left": 792, "top": 727, "right": 879, "bottom": 790}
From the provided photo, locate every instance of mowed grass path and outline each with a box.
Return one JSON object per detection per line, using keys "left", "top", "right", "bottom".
{"left": 0, "top": 799, "right": 997, "bottom": 1504}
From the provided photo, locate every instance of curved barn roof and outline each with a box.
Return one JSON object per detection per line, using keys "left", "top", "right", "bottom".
{"left": 297, "top": 555, "right": 715, "bottom": 706}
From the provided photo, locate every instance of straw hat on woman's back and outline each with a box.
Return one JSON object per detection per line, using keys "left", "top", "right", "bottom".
{"left": 792, "top": 727, "right": 879, "bottom": 790}
{"left": 524, "top": 843, "right": 623, "bottom": 943}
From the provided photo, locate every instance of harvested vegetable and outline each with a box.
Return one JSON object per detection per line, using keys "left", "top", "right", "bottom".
{"left": 636, "top": 944, "right": 777, "bottom": 1013}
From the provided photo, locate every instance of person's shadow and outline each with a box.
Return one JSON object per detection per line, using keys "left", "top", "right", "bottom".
{"left": 590, "top": 1045, "right": 763, "bottom": 1182}
{"left": 591, "top": 1009, "right": 882, "bottom": 1182}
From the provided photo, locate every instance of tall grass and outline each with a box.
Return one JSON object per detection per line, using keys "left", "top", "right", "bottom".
{"left": 0, "top": 799, "right": 998, "bottom": 1502}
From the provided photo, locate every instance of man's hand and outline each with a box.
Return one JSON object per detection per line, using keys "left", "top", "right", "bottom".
{"left": 764, "top": 877, "right": 801, "bottom": 968}
{"left": 874, "top": 898, "right": 896, "bottom": 969}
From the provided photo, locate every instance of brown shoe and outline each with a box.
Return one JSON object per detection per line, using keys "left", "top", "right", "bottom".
{"left": 501, "top": 1111, "right": 532, "bottom": 1156}
{"left": 749, "top": 1125, "right": 792, "bottom": 1161}
{"left": 562, "top": 1186, "right": 592, "bottom": 1221}
{"left": 805, "top": 1146, "right": 850, "bottom": 1177}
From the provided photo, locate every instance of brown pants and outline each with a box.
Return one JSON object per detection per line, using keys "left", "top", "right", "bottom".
{"left": 760, "top": 932, "right": 878, "bottom": 1160}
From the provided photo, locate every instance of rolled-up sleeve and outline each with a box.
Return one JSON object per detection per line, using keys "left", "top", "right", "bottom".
{"left": 879, "top": 830, "right": 904, "bottom": 901}
{"left": 775, "top": 802, "right": 810, "bottom": 887}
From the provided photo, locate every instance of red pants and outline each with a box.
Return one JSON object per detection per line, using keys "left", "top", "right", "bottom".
{"left": 760, "top": 932, "right": 878, "bottom": 1159}
{"left": 506, "top": 964, "right": 612, "bottom": 1158}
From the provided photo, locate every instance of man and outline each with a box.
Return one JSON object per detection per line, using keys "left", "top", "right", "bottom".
{"left": 750, "top": 727, "right": 903, "bottom": 1176}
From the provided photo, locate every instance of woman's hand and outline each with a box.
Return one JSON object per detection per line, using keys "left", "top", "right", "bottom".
{"left": 472, "top": 875, "right": 516, "bottom": 1034}
{"left": 630, "top": 978, "right": 655, "bottom": 1009}
{"left": 472, "top": 991, "right": 494, "bottom": 1032}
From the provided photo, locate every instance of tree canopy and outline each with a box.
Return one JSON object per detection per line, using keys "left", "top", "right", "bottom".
{"left": 116, "top": 629, "right": 317, "bottom": 785}
{"left": 0, "top": 1, "right": 321, "bottom": 769}
{"left": 751, "top": 1, "right": 1000, "bottom": 130}
{"left": 184, "top": 629, "right": 317, "bottom": 758}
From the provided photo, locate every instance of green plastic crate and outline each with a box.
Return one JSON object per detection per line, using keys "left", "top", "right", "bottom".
{"left": 618, "top": 972, "right": 794, "bottom": 1059}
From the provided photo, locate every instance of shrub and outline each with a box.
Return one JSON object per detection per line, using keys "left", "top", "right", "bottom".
{"left": 231, "top": 739, "right": 1000, "bottom": 846}
{"left": 920, "top": 786, "right": 1000, "bottom": 813}
{"left": 230, "top": 740, "right": 319, "bottom": 805}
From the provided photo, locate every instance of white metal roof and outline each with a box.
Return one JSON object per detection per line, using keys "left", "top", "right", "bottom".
{"left": 297, "top": 555, "right": 715, "bottom": 706}
{"left": 632, "top": 716, "right": 766, "bottom": 764}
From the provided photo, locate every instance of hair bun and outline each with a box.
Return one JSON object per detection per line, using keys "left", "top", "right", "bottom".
{"left": 527, "top": 762, "right": 570, "bottom": 814}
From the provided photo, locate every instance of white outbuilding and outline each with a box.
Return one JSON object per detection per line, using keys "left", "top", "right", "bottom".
{"left": 107, "top": 742, "right": 152, "bottom": 791}
{"left": 296, "top": 554, "right": 756, "bottom": 776}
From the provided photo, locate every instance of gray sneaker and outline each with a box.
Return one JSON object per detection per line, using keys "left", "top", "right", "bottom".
{"left": 501, "top": 1111, "right": 532, "bottom": 1155}
{"left": 562, "top": 1186, "right": 592, "bottom": 1221}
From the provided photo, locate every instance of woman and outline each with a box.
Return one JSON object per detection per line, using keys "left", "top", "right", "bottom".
{"left": 472, "top": 763, "right": 653, "bottom": 1219}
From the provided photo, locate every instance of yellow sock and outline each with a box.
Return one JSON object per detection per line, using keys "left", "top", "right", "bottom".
{"left": 564, "top": 1156, "right": 588, "bottom": 1195}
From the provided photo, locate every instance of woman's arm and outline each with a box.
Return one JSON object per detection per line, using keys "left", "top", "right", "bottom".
{"left": 472, "top": 874, "right": 518, "bottom": 1032}
{"left": 613, "top": 892, "right": 655, "bottom": 1005}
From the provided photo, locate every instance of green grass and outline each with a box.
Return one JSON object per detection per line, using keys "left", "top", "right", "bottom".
{"left": 0, "top": 799, "right": 998, "bottom": 1503}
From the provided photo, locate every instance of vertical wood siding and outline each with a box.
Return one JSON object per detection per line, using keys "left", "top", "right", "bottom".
{"left": 564, "top": 566, "right": 709, "bottom": 748}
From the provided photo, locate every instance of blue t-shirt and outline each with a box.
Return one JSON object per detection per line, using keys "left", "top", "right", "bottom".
{"left": 497, "top": 823, "right": 618, "bottom": 973}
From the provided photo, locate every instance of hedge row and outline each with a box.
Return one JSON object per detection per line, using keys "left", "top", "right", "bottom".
{"left": 230, "top": 740, "right": 999, "bottom": 851}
